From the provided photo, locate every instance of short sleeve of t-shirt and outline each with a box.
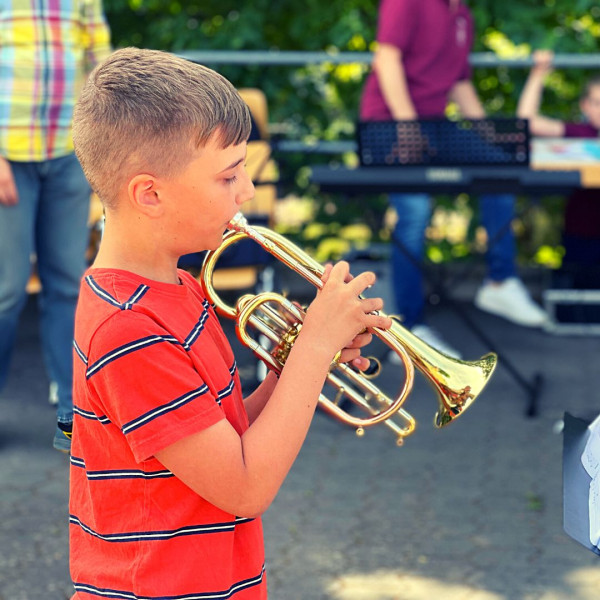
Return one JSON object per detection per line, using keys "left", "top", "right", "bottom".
{"left": 564, "top": 122, "right": 599, "bottom": 138}
{"left": 377, "top": 0, "right": 419, "bottom": 52}
{"left": 87, "top": 310, "right": 226, "bottom": 463}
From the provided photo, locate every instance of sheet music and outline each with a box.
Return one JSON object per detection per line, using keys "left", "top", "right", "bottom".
{"left": 581, "top": 415, "right": 600, "bottom": 547}
{"left": 532, "top": 138, "right": 600, "bottom": 165}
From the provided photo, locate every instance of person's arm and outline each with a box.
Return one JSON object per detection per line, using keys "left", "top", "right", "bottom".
{"left": 372, "top": 43, "right": 417, "bottom": 120}
{"left": 156, "top": 262, "right": 392, "bottom": 518}
{"left": 0, "top": 157, "right": 18, "bottom": 206}
{"left": 448, "top": 80, "right": 486, "bottom": 119}
{"left": 82, "top": 0, "right": 112, "bottom": 74}
{"left": 517, "top": 50, "right": 565, "bottom": 137}
{"left": 242, "top": 371, "right": 279, "bottom": 424}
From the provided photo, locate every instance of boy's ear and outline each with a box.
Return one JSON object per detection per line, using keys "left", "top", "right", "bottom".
{"left": 127, "top": 174, "right": 163, "bottom": 216}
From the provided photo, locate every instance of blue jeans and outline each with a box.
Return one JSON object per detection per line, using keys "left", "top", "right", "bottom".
{"left": 390, "top": 192, "right": 517, "bottom": 328}
{"left": 0, "top": 154, "right": 90, "bottom": 424}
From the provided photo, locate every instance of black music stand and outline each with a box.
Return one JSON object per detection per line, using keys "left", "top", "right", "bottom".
{"left": 357, "top": 118, "right": 543, "bottom": 417}
{"left": 357, "top": 118, "right": 530, "bottom": 167}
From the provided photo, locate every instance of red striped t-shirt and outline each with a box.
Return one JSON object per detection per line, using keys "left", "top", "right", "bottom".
{"left": 69, "top": 268, "right": 267, "bottom": 599}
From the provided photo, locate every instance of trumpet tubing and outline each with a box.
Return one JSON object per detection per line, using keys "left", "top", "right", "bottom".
{"left": 201, "top": 212, "right": 497, "bottom": 446}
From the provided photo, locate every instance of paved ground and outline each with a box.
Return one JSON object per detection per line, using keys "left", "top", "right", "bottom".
{"left": 1, "top": 263, "right": 599, "bottom": 600}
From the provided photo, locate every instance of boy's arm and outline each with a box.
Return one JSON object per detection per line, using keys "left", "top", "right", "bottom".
{"left": 243, "top": 372, "right": 279, "bottom": 424}
{"left": 517, "top": 50, "right": 565, "bottom": 137}
{"left": 372, "top": 44, "right": 417, "bottom": 120}
{"left": 155, "top": 262, "right": 392, "bottom": 518}
{"left": 448, "top": 80, "right": 486, "bottom": 119}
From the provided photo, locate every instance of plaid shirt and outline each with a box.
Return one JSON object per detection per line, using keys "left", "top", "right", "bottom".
{"left": 0, "top": 0, "right": 111, "bottom": 161}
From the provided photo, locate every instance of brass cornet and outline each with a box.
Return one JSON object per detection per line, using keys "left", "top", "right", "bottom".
{"left": 200, "top": 212, "right": 497, "bottom": 446}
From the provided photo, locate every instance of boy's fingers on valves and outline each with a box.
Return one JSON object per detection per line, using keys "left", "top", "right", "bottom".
{"left": 360, "top": 296, "right": 384, "bottom": 315}
{"left": 320, "top": 263, "right": 391, "bottom": 329}
{"left": 364, "top": 311, "right": 393, "bottom": 331}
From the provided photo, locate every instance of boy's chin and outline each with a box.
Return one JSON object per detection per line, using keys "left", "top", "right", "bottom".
{"left": 211, "top": 231, "right": 228, "bottom": 250}
{"left": 204, "top": 235, "right": 226, "bottom": 253}
{"left": 189, "top": 232, "right": 226, "bottom": 254}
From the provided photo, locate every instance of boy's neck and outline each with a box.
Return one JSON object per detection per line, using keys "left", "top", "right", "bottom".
{"left": 93, "top": 225, "right": 181, "bottom": 285}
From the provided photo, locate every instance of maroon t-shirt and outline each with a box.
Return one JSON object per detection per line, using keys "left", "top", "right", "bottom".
{"left": 360, "top": 0, "right": 473, "bottom": 120}
{"left": 564, "top": 122, "right": 599, "bottom": 139}
{"left": 563, "top": 121, "right": 600, "bottom": 238}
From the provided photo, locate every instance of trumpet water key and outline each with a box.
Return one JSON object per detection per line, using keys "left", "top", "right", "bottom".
{"left": 200, "top": 212, "right": 498, "bottom": 446}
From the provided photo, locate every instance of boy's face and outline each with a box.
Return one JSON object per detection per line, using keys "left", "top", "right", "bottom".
{"left": 581, "top": 85, "right": 600, "bottom": 129}
{"left": 161, "top": 133, "right": 254, "bottom": 254}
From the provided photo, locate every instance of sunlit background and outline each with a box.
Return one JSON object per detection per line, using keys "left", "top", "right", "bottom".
{"left": 4, "top": 1, "right": 600, "bottom": 598}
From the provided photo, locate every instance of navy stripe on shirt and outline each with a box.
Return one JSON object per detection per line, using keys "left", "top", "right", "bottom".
{"left": 73, "top": 339, "right": 88, "bottom": 365}
{"left": 216, "top": 379, "right": 235, "bottom": 405}
{"left": 82, "top": 298, "right": 212, "bottom": 379}
{"left": 182, "top": 299, "right": 211, "bottom": 350}
{"left": 85, "top": 276, "right": 149, "bottom": 311}
{"left": 73, "top": 405, "right": 112, "bottom": 425}
{"left": 69, "top": 514, "right": 255, "bottom": 543}
{"left": 70, "top": 456, "right": 174, "bottom": 481}
{"left": 72, "top": 565, "right": 265, "bottom": 599}
{"left": 86, "top": 334, "right": 180, "bottom": 379}
{"left": 121, "top": 385, "right": 211, "bottom": 435}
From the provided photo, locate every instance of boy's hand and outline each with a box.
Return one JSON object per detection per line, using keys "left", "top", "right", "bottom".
{"left": 301, "top": 261, "right": 392, "bottom": 364}
{"left": 338, "top": 330, "right": 375, "bottom": 371}
{"left": 321, "top": 262, "right": 389, "bottom": 370}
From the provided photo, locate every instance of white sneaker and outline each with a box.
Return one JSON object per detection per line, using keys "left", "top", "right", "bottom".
{"left": 389, "top": 324, "right": 462, "bottom": 361}
{"left": 49, "top": 381, "right": 59, "bottom": 406}
{"left": 474, "top": 277, "right": 548, "bottom": 327}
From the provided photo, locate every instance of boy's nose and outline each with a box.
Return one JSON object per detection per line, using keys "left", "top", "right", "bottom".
{"left": 238, "top": 175, "right": 255, "bottom": 206}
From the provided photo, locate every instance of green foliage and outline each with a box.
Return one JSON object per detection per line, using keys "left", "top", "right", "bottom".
{"left": 471, "top": 0, "right": 600, "bottom": 120}
{"left": 101, "top": 0, "right": 600, "bottom": 264}
{"left": 102, "top": 0, "right": 378, "bottom": 142}
{"left": 102, "top": 0, "right": 600, "bottom": 133}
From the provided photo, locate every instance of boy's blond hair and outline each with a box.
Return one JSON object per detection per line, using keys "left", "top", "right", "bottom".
{"left": 73, "top": 47, "right": 251, "bottom": 208}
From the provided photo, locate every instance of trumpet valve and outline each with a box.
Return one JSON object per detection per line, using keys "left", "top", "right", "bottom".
{"left": 333, "top": 386, "right": 346, "bottom": 406}
{"left": 272, "top": 324, "right": 301, "bottom": 366}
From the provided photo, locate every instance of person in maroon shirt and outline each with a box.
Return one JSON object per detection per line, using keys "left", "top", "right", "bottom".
{"left": 361, "top": 0, "right": 475, "bottom": 120}
{"left": 360, "top": 0, "right": 548, "bottom": 361}
{"left": 518, "top": 49, "right": 600, "bottom": 272}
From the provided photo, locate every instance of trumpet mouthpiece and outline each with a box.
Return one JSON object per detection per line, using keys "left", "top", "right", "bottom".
{"left": 228, "top": 212, "right": 248, "bottom": 232}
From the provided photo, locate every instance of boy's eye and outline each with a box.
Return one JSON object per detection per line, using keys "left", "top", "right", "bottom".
{"left": 225, "top": 175, "right": 238, "bottom": 185}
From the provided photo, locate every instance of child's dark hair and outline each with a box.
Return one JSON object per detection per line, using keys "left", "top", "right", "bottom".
{"left": 73, "top": 47, "right": 252, "bottom": 207}
{"left": 582, "top": 73, "right": 600, "bottom": 101}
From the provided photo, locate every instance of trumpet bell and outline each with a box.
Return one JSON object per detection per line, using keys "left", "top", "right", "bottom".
{"left": 388, "top": 319, "right": 497, "bottom": 429}
{"left": 431, "top": 352, "right": 497, "bottom": 428}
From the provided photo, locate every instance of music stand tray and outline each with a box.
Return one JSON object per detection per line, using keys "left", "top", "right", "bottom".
{"left": 357, "top": 118, "right": 530, "bottom": 167}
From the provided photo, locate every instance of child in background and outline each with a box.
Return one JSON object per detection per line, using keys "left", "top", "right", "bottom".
{"left": 518, "top": 49, "right": 600, "bottom": 271}
{"left": 518, "top": 49, "right": 600, "bottom": 139}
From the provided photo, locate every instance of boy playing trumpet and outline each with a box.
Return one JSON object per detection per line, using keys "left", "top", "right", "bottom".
{"left": 68, "top": 47, "right": 391, "bottom": 599}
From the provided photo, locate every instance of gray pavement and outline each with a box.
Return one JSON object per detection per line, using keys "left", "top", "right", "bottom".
{"left": 1, "top": 266, "right": 600, "bottom": 600}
